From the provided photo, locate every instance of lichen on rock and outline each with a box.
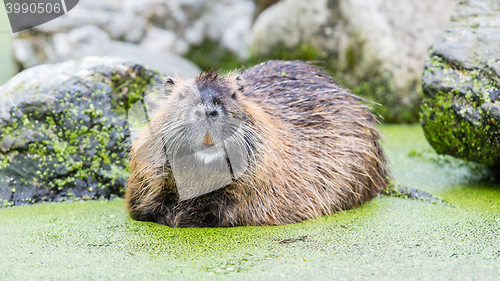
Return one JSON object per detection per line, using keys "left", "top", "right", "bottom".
{"left": 0, "top": 57, "right": 162, "bottom": 206}
{"left": 420, "top": 0, "right": 500, "bottom": 167}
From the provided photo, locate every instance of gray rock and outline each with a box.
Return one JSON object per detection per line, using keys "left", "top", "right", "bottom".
{"left": 252, "top": 0, "right": 331, "bottom": 56}
{"left": 140, "top": 27, "right": 188, "bottom": 55}
{"left": 252, "top": 0, "right": 457, "bottom": 122}
{"left": 0, "top": 57, "right": 162, "bottom": 206}
{"left": 420, "top": 0, "right": 500, "bottom": 167}
{"left": 12, "top": 0, "right": 255, "bottom": 67}
{"left": 13, "top": 25, "right": 201, "bottom": 78}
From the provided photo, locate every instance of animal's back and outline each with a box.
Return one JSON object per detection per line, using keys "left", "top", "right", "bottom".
{"left": 238, "top": 61, "right": 388, "bottom": 218}
{"left": 242, "top": 61, "right": 361, "bottom": 122}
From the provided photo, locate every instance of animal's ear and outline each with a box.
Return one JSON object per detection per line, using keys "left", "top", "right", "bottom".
{"left": 164, "top": 77, "right": 175, "bottom": 94}
{"left": 235, "top": 74, "right": 244, "bottom": 84}
{"left": 235, "top": 74, "right": 245, "bottom": 91}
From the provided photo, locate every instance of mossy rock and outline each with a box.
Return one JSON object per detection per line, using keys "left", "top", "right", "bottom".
{"left": 420, "top": 0, "right": 500, "bottom": 167}
{"left": 0, "top": 57, "right": 162, "bottom": 206}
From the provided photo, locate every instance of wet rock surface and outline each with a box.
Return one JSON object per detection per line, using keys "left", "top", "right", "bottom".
{"left": 0, "top": 57, "right": 161, "bottom": 206}
{"left": 420, "top": 0, "right": 500, "bottom": 167}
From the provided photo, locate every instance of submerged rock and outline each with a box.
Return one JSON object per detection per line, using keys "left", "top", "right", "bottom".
{"left": 0, "top": 57, "right": 162, "bottom": 206}
{"left": 420, "top": 0, "right": 500, "bottom": 167}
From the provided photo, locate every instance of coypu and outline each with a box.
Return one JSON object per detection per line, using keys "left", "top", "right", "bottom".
{"left": 125, "top": 60, "right": 389, "bottom": 227}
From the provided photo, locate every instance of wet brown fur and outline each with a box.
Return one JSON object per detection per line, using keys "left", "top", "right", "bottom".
{"left": 125, "top": 60, "right": 390, "bottom": 227}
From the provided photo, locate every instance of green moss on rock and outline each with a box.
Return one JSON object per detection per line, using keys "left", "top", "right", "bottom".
{"left": 420, "top": 91, "right": 499, "bottom": 167}
{"left": 419, "top": 0, "right": 500, "bottom": 167}
{"left": 0, "top": 63, "right": 162, "bottom": 206}
{"left": 420, "top": 53, "right": 500, "bottom": 167}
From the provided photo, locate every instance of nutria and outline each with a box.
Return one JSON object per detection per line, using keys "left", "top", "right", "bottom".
{"left": 125, "top": 60, "right": 389, "bottom": 227}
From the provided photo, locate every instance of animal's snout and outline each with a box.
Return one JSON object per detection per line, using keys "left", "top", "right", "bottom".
{"left": 195, "top": 107, "right": 219, "bottom": 120}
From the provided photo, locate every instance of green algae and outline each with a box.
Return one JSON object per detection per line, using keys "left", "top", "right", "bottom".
{"left": 0, "top": 125, "right": 499, "bottom": 280}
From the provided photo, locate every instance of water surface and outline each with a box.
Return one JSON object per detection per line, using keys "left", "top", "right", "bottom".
{"left": 0, "top": 125, "right": 498, "bottom": 280}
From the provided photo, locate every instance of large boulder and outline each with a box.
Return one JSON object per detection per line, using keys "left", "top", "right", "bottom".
{"left": 420, "top": 0, "right": 500, "bottom": 167}
{"left": 251, "top": 0, "right": 457, "bottom": 122}
{"left": 12, "top": 0, "right": 254, "bottom": 70}
{"left": 13, "top": 25, "right": 201, "bottom": 78}
{"left": 0, "top": 57, "right": 162, "bottom": 206}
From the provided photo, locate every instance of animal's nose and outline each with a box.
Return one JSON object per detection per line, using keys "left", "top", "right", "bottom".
{"left": 206, "top": 109, "right": 218, "bottom": 119}
{"left": 195, "top": 108, "right": 219, "bottom": 120}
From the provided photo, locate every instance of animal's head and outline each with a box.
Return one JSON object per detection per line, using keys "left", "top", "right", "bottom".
{"left": 129, "top": 71, "right": 257, "bottom": 200}
{"left": 161, "top": 71, "right": 252, "bottom": 164}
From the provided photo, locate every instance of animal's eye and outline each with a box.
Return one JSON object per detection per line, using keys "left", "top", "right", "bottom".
{"left": 164, "top": 77, "right": 175, "bottom": 94}
{"left": 231, "top": 92, "right": 237, "bottom": 100}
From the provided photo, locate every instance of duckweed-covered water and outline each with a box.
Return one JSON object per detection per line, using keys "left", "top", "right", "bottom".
{"left": 0, "top": 125, "right": 498, "bottom": 280}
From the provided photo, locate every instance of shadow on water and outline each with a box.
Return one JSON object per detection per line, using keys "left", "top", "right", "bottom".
{"left": 438, "top": 181, "right": 500, "bottom": 210}
{"left": 381, "top": 124, "right": 499, "bottom": 193}
{"left": 408, "top": 147, "right": 498, "bottom": 182}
